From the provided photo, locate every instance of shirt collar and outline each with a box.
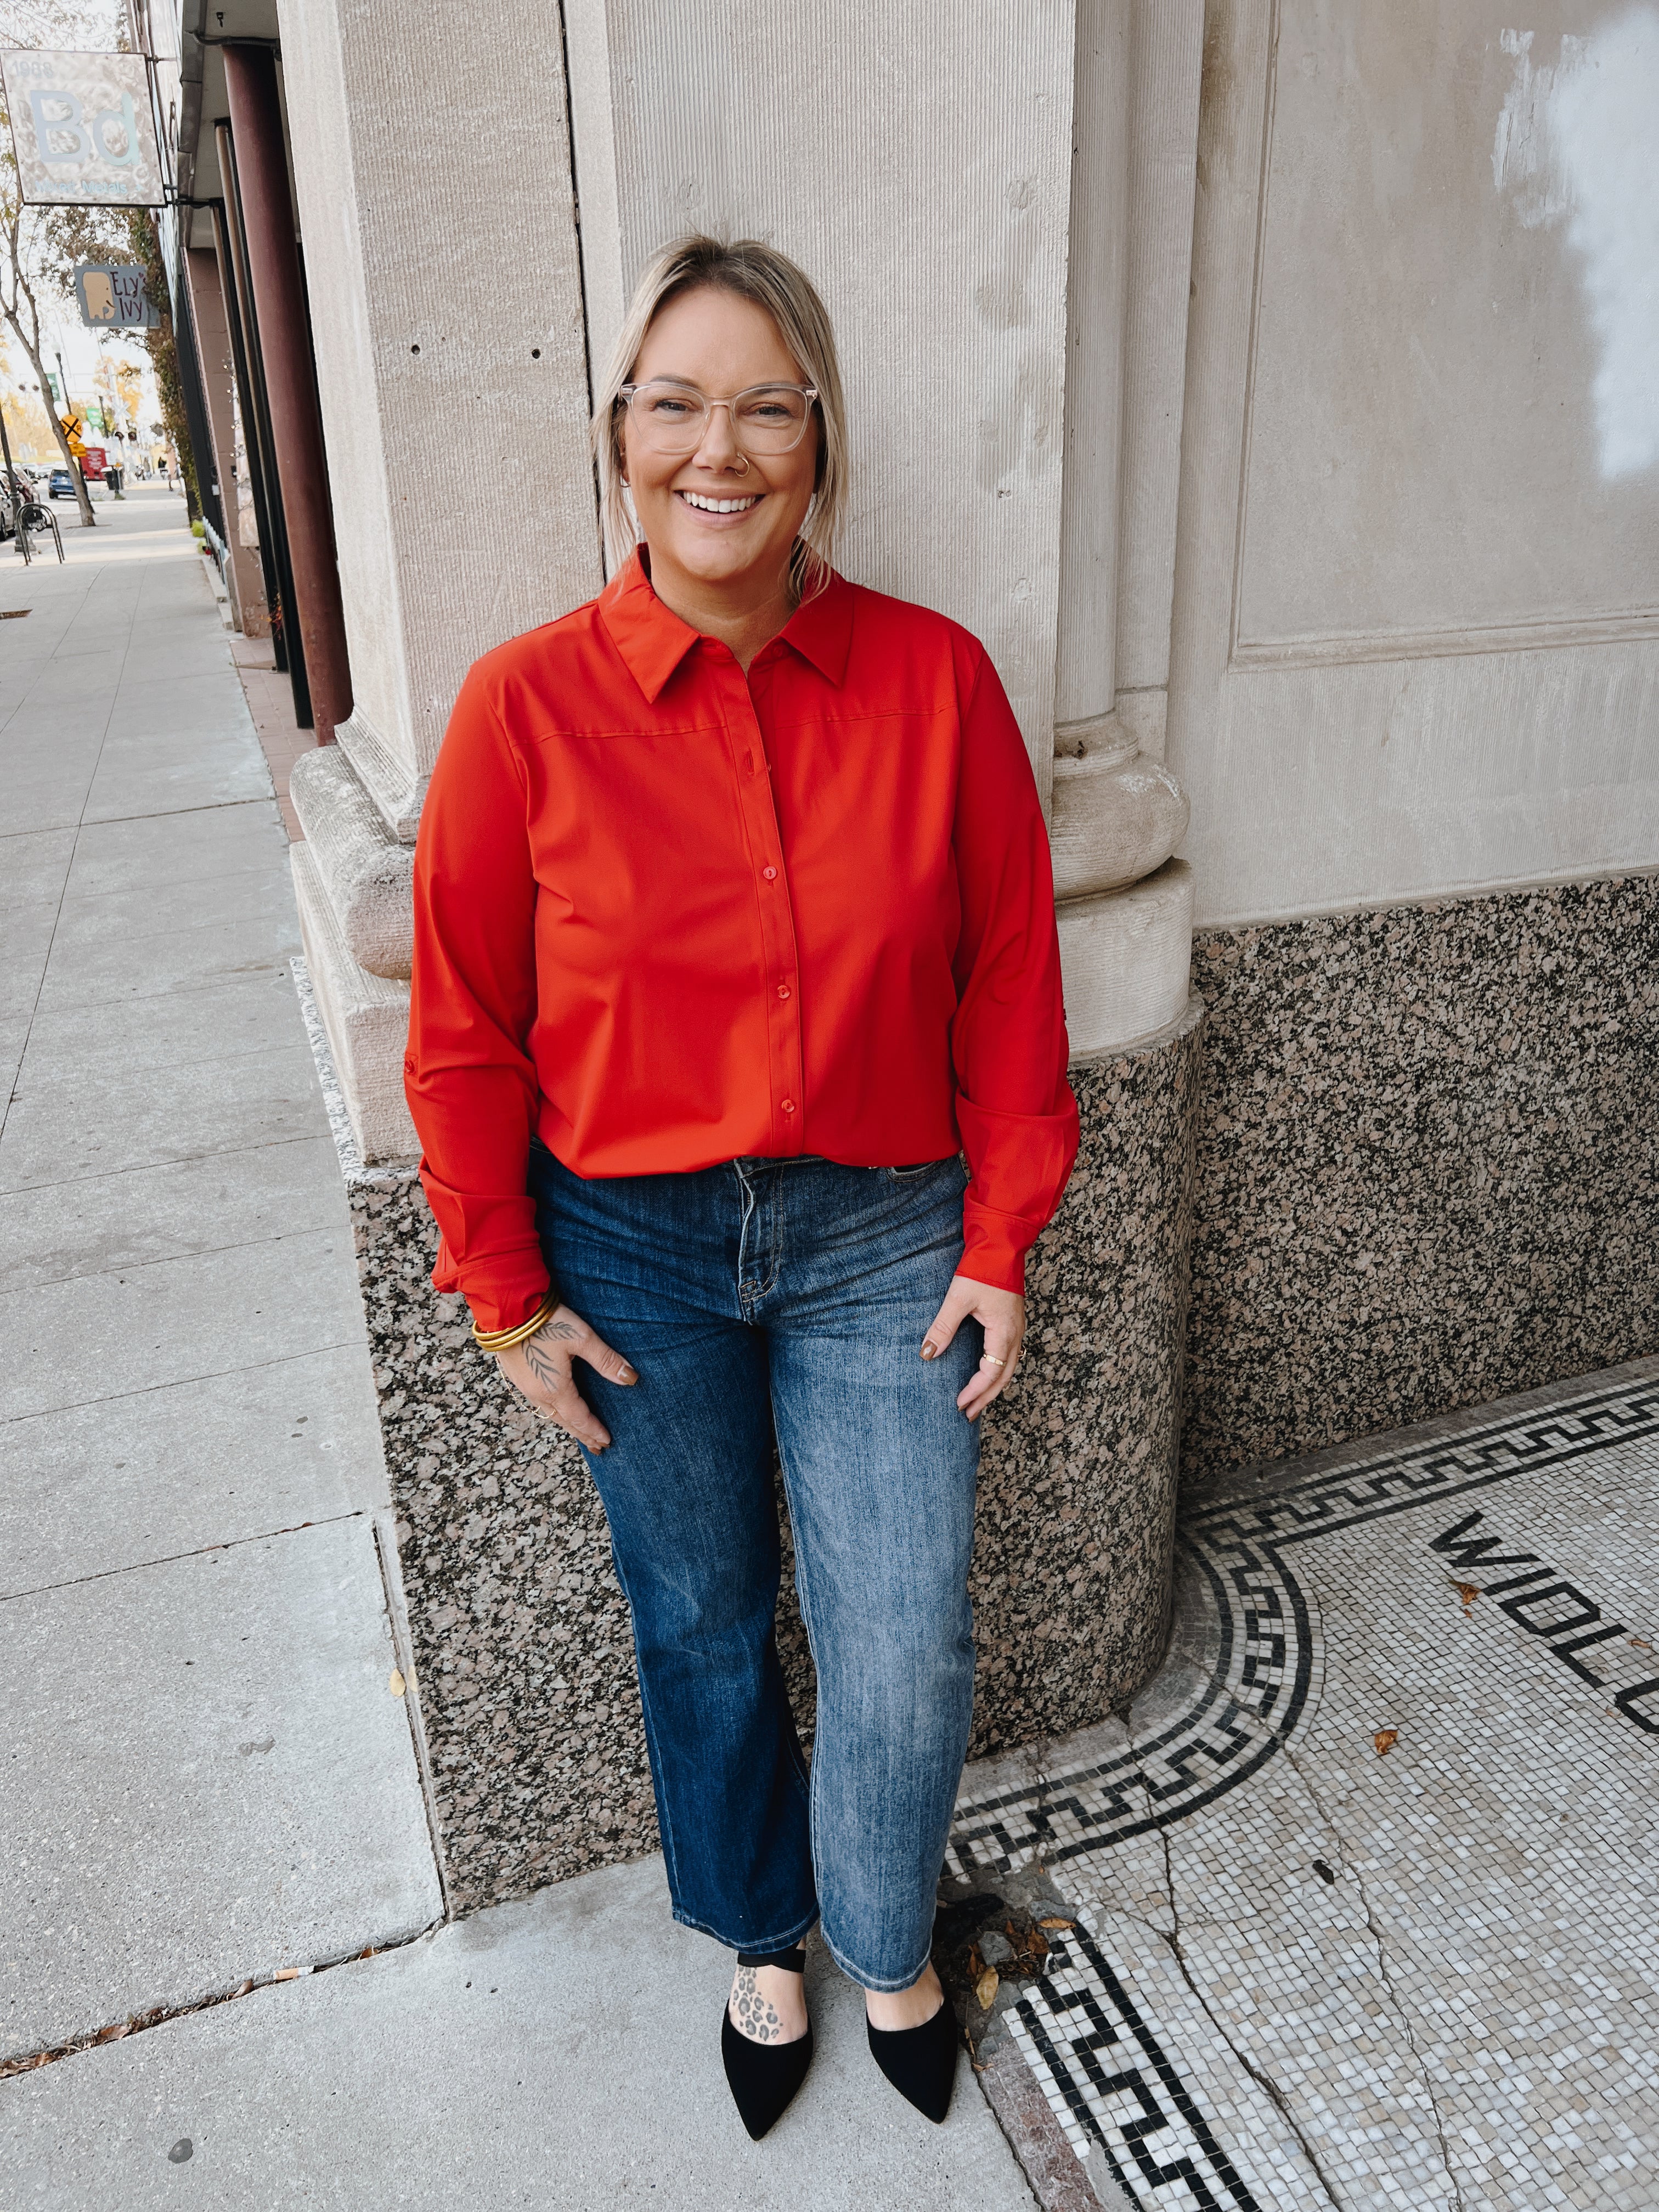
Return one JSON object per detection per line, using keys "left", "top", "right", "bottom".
{"left": 599, "top": 547, "right": 853, "bottom": 703}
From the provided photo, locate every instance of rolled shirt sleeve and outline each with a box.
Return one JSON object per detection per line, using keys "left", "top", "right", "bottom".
{"left": 405, "top": 668, "right": 551, "bottom": 1335}
{"left": 949, "top": 652, "right": 1080, "bottom": 1292}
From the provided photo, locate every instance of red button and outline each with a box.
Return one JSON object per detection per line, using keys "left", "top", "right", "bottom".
{"left": 762, "top": 866, "right": 777, "bottom": 881}
{"left": 777, "top": 984, "right": 791, "bottom": 1000}
{"left": 781, "top": 1099, "right": 795, "bottom": 1114}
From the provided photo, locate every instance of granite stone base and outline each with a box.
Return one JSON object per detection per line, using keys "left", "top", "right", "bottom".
{"left": 1182, "top": 873, "right": 1659, "bottom": 1489}
{"left": 970, "top": 995, "right": 1203, "bottom": 1756}
{"left": 343, "top": 1000, "right": 1204, "bottom": 1914}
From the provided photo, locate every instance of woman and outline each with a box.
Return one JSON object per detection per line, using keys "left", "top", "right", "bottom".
{"left": 406, "top": 236, "right": 1077, "bottom": 2139}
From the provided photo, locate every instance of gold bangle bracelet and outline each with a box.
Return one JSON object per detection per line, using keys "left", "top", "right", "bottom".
{"left": 471, "top": 1293, "right": 556, "bottom": 1352}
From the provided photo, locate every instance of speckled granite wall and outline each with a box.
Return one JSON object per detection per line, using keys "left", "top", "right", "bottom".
{"left": 971, "top": 995, "right": 1203, "bottom": 1757}
{"left": 1182, "top": 873, "right": 1659, "bottom": 1489}
{"left": 346, "top": 1000, "right": 1203, "bottom": 1914}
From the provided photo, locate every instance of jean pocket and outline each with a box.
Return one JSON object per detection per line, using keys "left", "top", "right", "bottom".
{"left": 880, "top": 1156, "right": 958, "bottom": 1184}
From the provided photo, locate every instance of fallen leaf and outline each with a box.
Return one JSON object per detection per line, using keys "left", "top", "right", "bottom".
{"left": 1036, "top": 1916, "right": 1075, "bottom": 1931}
{"left": 388, "top": 1668, "right": 407, "bottom": 1697}
{"left": 1632, "top": 1639, "right": 1652, "bottom": 1651}
{"left": 232, "top": 1980, "right": 253, "bottom": 1998}
{"left": 1374, "top": 1729, "right": 1399, "bottom": 1757}
{"left": 1453, "top": 1582, "right": 1479, "bottom": 1614}
{"left": 974, "top": 1967, "right": 1000, "bottom": 2011}
{"left": 93, "top": 2022, "right": 130, "bottom": 2044}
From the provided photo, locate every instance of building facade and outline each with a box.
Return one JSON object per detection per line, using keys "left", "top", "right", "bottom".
{"left": 146, "top": 0, "right": 1657, "bottom": 1909}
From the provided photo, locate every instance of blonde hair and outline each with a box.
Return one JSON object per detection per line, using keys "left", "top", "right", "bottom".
{"left": 591, "top": 235, "right": 848, "bottom": 602}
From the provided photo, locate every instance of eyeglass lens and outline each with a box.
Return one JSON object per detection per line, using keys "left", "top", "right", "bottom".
{"left": 628, "top": 382, "right": 812, "bottom": 454}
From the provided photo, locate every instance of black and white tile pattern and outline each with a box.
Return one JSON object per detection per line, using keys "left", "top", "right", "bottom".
{"left": 955, "top": 1360, "right": 1659, "bottom": 2210}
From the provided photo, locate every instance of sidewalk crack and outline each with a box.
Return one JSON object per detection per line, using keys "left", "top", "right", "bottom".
{"left": 1282, "top": 1745, "right": 1469, "bottom": 2212}
{"left": 0, "top": 1911, "right": 443, "bottom": 2082}
{"left": 1121, "top": 1723, "right": 1348, "bottom": 2211}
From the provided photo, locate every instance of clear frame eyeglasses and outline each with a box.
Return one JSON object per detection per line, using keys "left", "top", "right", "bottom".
{"left": 618, "top": 377, "right": 819, "bottom": 457}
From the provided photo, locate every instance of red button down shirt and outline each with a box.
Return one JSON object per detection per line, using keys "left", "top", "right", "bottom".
{"left": 406, "top": 552, "right": 1079, "bottom": 1333}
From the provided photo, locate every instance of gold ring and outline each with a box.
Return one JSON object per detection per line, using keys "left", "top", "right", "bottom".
{"left": 983, "top": 1355, "right": 1006, "bottom": 1368}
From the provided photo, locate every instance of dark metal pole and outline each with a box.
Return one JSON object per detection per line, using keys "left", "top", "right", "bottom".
{"left": 215, "top": 124, "right": 304, "bottom": 703}
{"left": 0, "top": 399, "right": 32, "bottom": 564}
{"left": 170, "top": 256, "right": 225, "bottom": 540}
{"left": 222, "top": 44, "right": 350, "bottom": 743}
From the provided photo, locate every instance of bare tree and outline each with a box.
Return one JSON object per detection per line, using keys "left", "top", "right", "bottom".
{"left": 0, "top": 2, "right": 127, "bottom": 523}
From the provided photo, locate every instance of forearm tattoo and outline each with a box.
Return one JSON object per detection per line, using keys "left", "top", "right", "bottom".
{"left": 730, "top": 1967, "right": 783, "bottom": 2043}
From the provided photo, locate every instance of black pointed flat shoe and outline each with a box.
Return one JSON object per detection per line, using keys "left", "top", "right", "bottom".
{"left": 721, "top": 1947, "right": 813, "bottom": 2141}
{"left": 867, "top": 1995, "right": 959, "bottom": 2124}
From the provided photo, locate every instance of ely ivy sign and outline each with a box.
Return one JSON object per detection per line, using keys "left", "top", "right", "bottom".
{"left": 74, "top": 262, "right": 162, "bottom": 328}
{"left": 1, "top": 51, "right": 165, "bottom": 207}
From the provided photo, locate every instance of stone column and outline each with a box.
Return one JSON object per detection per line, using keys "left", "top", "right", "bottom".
{"left": 985, "top": 1, "right": 1209, "bottom": 1752}
{"left": 272, "top": 0, "right": 601, "bottom": 1165}
{"left": 182, "top": 245, "right": 268, "bottom": 637}
{"left": 1049, "top": 0, "right": 1204, "bottom": 1059}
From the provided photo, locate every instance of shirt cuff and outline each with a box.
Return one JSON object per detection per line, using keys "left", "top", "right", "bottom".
{"left": 431, "top": 1238, "right": 551, "bottom": 1338}
{"left": 960, "top": 1197, "right": 1051, "bottom": 1295}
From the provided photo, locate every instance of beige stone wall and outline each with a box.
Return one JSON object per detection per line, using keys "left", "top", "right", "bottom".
{"left": 1166, "top": 1, "right": 1659, "bottom": 928}
{"left": 566, "top": 0, "right": 1076, "bottom": 792}
{"left": 276, "top": 0, "right": 601, "bottom": 793}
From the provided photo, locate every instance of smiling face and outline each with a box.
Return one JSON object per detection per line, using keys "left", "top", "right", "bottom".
{"left": 620, "top": 285, "right": 820, "bottom": 616}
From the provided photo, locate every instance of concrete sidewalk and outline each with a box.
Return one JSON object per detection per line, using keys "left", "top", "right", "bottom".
{"left": 4, "top": 1858, "right": 1031, "bottom": 2209}
{"left": 1, "top": 490, "right": 441, "bottom": 2057}
{"left": 0, "top": 490, "right": 1038, "bottom": 2208}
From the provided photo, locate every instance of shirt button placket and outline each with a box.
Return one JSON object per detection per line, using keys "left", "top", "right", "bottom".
{"left": 729, "top": 678, "right": 803, "bottom": 1154}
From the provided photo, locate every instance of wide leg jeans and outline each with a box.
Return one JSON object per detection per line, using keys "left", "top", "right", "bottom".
{"left": 528, "top": 1144, "right": 981, "bottom": 1993}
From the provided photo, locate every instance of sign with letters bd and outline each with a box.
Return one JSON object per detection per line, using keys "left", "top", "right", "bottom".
{"left": 2, "top": 51, "right": 165, "bottom": 207}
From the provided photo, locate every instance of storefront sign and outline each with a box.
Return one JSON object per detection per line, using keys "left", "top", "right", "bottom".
{"left": 1, "top": 52, "right": 165, "bottom": 207}
{"left": 73, "top": 262, "right": 161, "bottom": 328}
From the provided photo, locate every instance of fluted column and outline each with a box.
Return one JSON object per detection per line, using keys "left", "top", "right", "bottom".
{"left": 1051, "top": 1, "right": 1203, "bottom": 1057}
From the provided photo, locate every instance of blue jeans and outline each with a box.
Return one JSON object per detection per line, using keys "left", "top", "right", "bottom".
{"left": 528, "top": 1144, "right": 981, "bottom": 1992}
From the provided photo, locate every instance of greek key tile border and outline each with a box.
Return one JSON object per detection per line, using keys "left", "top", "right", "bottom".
{"left": 952, "top": 1373, "right": 1659, "bottom": 1880}
{"left": 953, "top": 1370, "right": 1659, "bottom": 2208}
{"left": 1009, "top": 1921, "right": 1265, "bottom": 2211}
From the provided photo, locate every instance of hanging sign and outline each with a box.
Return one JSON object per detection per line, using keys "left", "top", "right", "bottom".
{"left": 1, "top": 52, "right": 165, "bottom": 207}
{"left": 74, "top": 262, "right": 161, "bottom": 328}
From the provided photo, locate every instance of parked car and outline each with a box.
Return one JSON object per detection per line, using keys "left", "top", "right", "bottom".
{"left": 48, "top": 467, "right": 76, "bottom": 499}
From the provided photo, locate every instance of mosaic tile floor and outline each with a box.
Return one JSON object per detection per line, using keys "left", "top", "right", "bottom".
{"left": 950, "top": 1358, "right": 1659, "bottom": 2212}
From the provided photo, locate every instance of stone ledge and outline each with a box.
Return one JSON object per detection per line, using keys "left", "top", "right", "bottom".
{"left": 334, "top": 706, "right": 426, "bottom": 844}
{"left": 290, "top": 747, "right": 415, "bottom": 980}
{"left": 290, "top": 841, "right": 420, "bottom": 1166}
{"left": 1058, "top": 857, "right": 1194, "bottom": 1057}
{"left": 1050, "top": 751, "right": 1189, "bottom": 901}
